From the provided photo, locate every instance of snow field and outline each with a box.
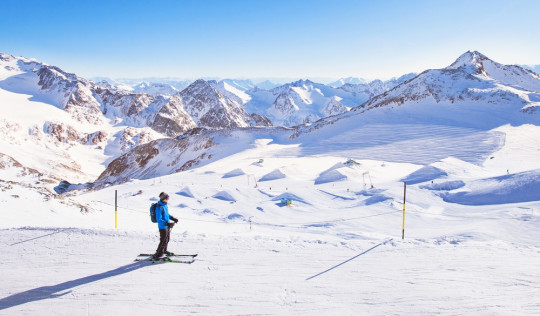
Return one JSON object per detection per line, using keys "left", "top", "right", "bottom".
{"left": 1, "top": 135, "right": 539, "bottom": 314}
{"left": 1, "top": 74, "right": 540, "bottom": 313}
{"left": 1, "top": 228, "right": 538, "bottom": 315}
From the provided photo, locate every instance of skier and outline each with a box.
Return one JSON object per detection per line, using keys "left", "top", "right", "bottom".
{"left": 153, "top": 192, "right": 179, "bottom": 260}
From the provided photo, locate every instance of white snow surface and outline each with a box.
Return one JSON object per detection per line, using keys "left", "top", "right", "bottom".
{"left": 1, "top": 51, "right": 540, "bottom": 315}
{"left": 1, "top": 121, "right": 540, "bottom": 314}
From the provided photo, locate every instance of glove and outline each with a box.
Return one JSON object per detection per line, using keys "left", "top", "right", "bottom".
{"left": 172, "top": 217, "right": 179, "bottom": 224}
{"left": 167, "top": 222, "right": 175, "bottom": 228}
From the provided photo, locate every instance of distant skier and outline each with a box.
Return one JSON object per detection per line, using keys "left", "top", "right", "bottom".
{"left": 153, "top": 192, "right": 179, "bottom": 260}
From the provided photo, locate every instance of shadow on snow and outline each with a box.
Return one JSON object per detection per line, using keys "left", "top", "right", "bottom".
{"left": 0, "top": 261, "right": 152, "bottom": 310}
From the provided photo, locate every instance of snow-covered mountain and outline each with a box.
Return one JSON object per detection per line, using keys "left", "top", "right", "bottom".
{"left": 359, "top": 51, "right": 540, "bottom": 112}
{"left": 237, "top": 76, "right": 415, "bottom": 126}
{"left": 3, "top": 50, "right": 540, "bottom": 316}
{"left": 328, "top": 77, "right": 368, "bottom": 87}
{"left": 91, "top": 75, "right": 417, "bottom": 127}
{"left": 91, "top": 78, "right": 194, "bottom": 96}
{"left": 253, "top": 79, "right": 280, "bottom": 90}
{"left": 3, "top": 50, "right": 540, "bottom": 188}
{"left": 220, "top": 79, "right": 257, "bottom": 91}
{"left": 98, "top": 51, "right": 540, "bottom": 185}
{"left": 131, "top": 82, "right": 180, "bottom": 95}
{"left": 296, "top": 51, "right": 540, "bottom": 138}
{"left": 520, "top": 64, "right": 540, "bottom": 76}
{"left": 181, "top": 79, "right": 271, "bottom": 129}
{"left": 0, "top": 53, "right": 271, "bottom": 186}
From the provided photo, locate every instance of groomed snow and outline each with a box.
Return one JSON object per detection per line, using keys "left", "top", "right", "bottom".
{"left": 442, "top": 169, "right": 540, "bottom": 205}
{"left": 1, "top": 52, "right": 540, "bottom": 315}
{"left": 1, "top": 122, "right": 540, "bottom": 314}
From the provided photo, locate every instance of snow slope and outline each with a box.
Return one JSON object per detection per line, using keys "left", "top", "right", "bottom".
{"left": 1, "top": 50, "right": 540, "bottom": 315}
{"left": 0, "top": 53, "right": 273, "bottom": 186}
{"left": 1, "top": 120, "right": 539, "bottom": 313}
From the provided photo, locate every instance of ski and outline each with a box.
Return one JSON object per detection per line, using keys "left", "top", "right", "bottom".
{"left": 134, "top": 257, "right": 195, "bottom": 264}
{"left": 138, "top": 253, "right": 198, "bottom": 258}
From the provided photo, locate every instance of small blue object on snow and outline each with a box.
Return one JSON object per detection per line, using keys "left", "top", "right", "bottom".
{"left": 280, "top": 198, "right": 292, "bottom": 205}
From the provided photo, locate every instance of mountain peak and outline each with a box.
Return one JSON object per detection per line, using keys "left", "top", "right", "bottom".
{"left": 448, "top": 50, "right": 490, "bottom": 70}
{"left": 182, "top": 79, "right": 219, "bottom": 95}
{"left": 291, "top": 79, "right": 314, "bottom": 87}
{"left": 192, "top": 78, "right": 211, "bottom": 86}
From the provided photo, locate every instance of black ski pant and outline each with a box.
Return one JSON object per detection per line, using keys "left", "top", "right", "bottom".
{"left": 154, "top": 227, "right": 171, "bottom": 257}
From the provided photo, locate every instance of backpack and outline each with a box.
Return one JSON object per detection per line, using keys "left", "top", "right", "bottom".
{"left": 150, "top": 203, "right": 164, "bottom": 223}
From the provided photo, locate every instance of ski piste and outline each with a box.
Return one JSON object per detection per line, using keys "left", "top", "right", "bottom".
{"left": 138, "top": 253, "right": 198, "bottom": 258}
{"left": 134, "top": 257, "right": 195, "bottom": 264}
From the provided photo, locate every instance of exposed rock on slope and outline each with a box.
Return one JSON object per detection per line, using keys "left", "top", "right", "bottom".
{"left": 180, "top": 79, "right": 272, "bottom": 129}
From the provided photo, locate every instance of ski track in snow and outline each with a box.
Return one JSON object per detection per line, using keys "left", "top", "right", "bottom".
{"left": 291, "top": 124, "right": 506, "bottom": 165}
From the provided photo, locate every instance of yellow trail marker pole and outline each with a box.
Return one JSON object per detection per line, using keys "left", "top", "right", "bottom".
{"left": 402, "top": 182, "right": 406, "bottom": 239}
{"left": 115, "top": 190, "right": 118, "bottom": 229}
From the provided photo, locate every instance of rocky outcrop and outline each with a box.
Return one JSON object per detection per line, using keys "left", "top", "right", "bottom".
{"left": 180, "top": 79, "right": 251, "bottom": 129}
{"left": 37, "top": 66, "right": 103, "bottom": 124}
{"left": 151, "top": 94, "right": 197, "bottom": 137}
{"left": 96, "top": 133, "right": 219, "bottom": 184}
{"left": 249, "top": 113, "right": 273, "bottom": 127}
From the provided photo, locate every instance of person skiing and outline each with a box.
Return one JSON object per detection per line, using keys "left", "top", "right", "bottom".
{"left": 153, "top": 192, "right": 179, "bottom": 260}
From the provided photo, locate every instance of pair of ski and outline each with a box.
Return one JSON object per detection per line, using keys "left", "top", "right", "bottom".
{"left": 135, "top": 253, "right": 198, "bottom": 264}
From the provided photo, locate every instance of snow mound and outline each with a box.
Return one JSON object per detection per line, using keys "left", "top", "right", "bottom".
{"left": 201, "top": 208, "right": 218, "bottom": 216}
{"left": 259, "top": 169, "right": 286, "bottom": 182}
{"left": 212, "top": 190, "right": 237, "bottom": 202}
{"left": 401, "top": 166, "right": 448, "bottom": 184}
{"left": 176, "top": 187, "right": 195, "bottom": 198}
{"left": 222, "top": 168, "right": 246, "bottom": 178}
{"left": 271, "top": 192, "right": 310, "bottom": 205}
{"left": 420, "top": 180, "right": 465, "bottom": 191}
{"left": 442, "top": 170, "right": 540, "bottom": 205}
{"left": 225, "top": 213, "right": 245, "bottom": 221}
{"left": 315, "top": 169, "right": 348, "bottom": 185}
{"left": 355, "top": 189, "right": 391, "bottom": 205}
{"left": 362, "top": 195, "right": 392, "bottom": 205}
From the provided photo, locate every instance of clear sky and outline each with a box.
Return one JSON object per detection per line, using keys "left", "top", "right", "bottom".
{"left": 1, "top": 0, "right": 539, "bottom": 81}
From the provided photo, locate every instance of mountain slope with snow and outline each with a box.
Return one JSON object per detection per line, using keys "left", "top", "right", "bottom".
{"left": 328, "top": 77, "right": 368, "bottom": 87}
{"left": 239, "top": 75, "right": 416, "bottom": 126}
{"left": 1, "top": 50, "right": 540, "bottom": 315}
{"left": 0, "top": 53, "right": 272, "bottom": 186}
{"left": 180, "top": 79, "right": 272, "bottom": 129}
{"left": 296, "top": 51, "right": 540, "bottom": 139}
{"left": 361, "top": 51, "right": 540, "bottom": 113}
{"left": 98, "top": 51, "right": 540, "bottom": 185}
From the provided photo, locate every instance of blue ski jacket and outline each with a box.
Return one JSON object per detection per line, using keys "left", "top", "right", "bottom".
{"left": 155, "top": 200, "right": 170, "bottom": 229}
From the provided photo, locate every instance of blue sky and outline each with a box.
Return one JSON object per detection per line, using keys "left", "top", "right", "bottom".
{"left": 1, "top": 0, "right": 539, "bottom": 81}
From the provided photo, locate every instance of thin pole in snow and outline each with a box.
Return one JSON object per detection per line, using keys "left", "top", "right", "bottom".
{"left": 115, "top": 190, "right": 118, "bottom": 229}
{"left": 402, "top": 182, "right": 406, "bottom": 239}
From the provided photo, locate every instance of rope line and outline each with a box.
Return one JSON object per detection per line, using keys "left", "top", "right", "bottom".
{"left": 92, "top": 200, "right": 402, "bottom": 228}
{"left": 92, "top": 199, "right": 536, "bottom": 229}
